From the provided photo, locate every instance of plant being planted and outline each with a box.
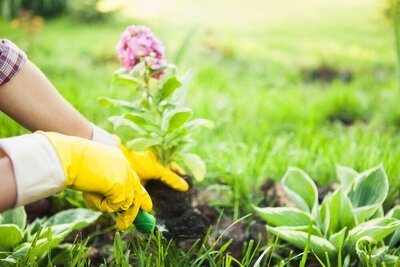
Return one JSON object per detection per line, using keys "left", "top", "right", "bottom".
{"left": 255, "top": 165, "right": 400, "bottom": 266}
{"left": 99, "top": 25, "right": 213, "bottom": 237}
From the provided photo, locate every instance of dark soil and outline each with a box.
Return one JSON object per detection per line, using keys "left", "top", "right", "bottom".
{"left": 145, "top": 175, "right": 211, "bottom": 239}
{"left": 318, "top": 183, "right": 339, "bottom": 203}
{"left": 25, "top": 197, "right": 55, "bottom": 223}
{"left": 302, "top": 64, "right": 353, "bottom": 83}
{"left": 260, "top": 179, "right": 294, "bottom": 207}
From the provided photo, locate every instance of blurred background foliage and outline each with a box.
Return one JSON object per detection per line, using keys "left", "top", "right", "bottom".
{"left": 0, "top": 0, "right": 400, "bottom": 213}
{"left": 0, "top": 0, "right": 109, "bottom": 22}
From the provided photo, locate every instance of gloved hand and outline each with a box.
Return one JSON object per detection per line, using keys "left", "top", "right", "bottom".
{"left": 0, "top": 132, "right": 151, "bottom": 231}
{"left": 121, "top": 147, "right": 189, "bottom": 191}
{"left": 91, "top": 125, "right": 189, "bottom": 192}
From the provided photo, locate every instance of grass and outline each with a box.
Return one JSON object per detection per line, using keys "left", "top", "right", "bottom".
{"left": 1, "top": 0, "right": 400, "bottom": 265}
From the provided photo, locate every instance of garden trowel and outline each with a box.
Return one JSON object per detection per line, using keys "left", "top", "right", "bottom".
{"left": 133, "top": 209, "right": 209, "bottom": 239}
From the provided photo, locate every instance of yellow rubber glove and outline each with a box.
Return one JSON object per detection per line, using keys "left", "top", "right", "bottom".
{"left": 40, "top": 132, "right": 152, "bottom": 230}
{"left": 120, "top": 146, "right": 189, "bottom": 192}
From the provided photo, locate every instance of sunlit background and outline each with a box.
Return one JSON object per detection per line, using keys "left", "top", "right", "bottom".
{"left": 1, "top": 0, "right": 399, "bottom": 204}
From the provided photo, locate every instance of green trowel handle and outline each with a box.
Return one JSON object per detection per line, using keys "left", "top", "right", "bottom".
{"left": 133, "top": 210, "right": 156, "bottom": 234}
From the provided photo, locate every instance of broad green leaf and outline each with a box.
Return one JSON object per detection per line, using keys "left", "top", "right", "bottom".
{"left": 0, "top": 258, "right": 16, "bottom": 266}
{"left": 348, "top": 165, "right": 389, "bottom": 223}
{"left": 329, "top": 227, "right": 347, "bottom": 250}
{"left": 162, "top": 108, "right": 193, "bottom": 133}
{"left": 1, "top": 207, "right": 26, "bottom": 230}
{"left": 356, "top": 237, "right": 388, "bottom": 266}
{"left": 43, "top": 208, "right": 101, "bottom": 233}
{"left": 108, "top": 116, "right": 146, "bottom": 134}
{"left": 161, "top": 76, "right": 182, "bottom": 100}
{"left": 268, "top": 226, "right": 337, "bottom": 258}
{"left": 254, "top": 207, "right": 312, "bottom": 227}
{"left": 5, "top": 209, "right": 102, "bottom": 260}
{"left": 370, "top": 206, "right": 384, "bottom": 219}
{"left": 112, "top": 71, "right": 145, "bottom": 89}
{"left": 387, "top": 206, "right": 400, "bottom": 248}
{"left": 282, "top": 167, "right": 318, "bottom": 213}
{"left": 123, "top": 113, "right": 160, "bottom": 134}
{"left": 123, "top": 112, "right": 148, "bottom": 125}
{"left": 318, "top": 197, "right": 331, "bottom": 235}
{"left": 181, "top": 153, "right": 206, "bottom": 181}
{"left": 347, "top": 217, "right": 400, "bottom": 250}
{"left": 98, "top": 97, "right": 138, "bottom": 110}
{"left": 348, "top": 165, "right": 388, "bottom": 208}
{"left": 267, "top": 225, "right": 322, "bottom": 236}
{"left": 320, "top": 189, "right": 356, "bottom": 236}
{"left": 354, "top": 205, "right": 380, "bottom": 223}
{"left": 0, "top": 225, "right": 23, "bottom": 251}
{"left": 126, "top": 137, "right": 161, "bottom": 151}
{"left": 386, "top": 205, "right": 400, "bottom": 218}
{"left": 336, "top": 165, "right": 358, "bottom": 190}
{"left": 0, "top": 251, "right": 10, "bottom": 259}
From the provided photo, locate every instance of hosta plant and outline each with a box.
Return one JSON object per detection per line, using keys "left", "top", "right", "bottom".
{"left": 255, "top": 165, "right": 400, "bottom": 266}
{"left": 99, "top": 25, "right": 212, "bottom": 181}
{"left": 0, "top": 207, "right": 100, "bottom": 265}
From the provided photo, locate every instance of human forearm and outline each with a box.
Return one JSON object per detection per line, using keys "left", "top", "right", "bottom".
{"left": 0, "top": 149, "right": 16, "bottom": 211}
{"left": 0, "top": 60, "right": 92, "bottom": 139}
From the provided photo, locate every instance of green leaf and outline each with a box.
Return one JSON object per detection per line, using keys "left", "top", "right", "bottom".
{"left": 268, "top": 226, "right": 337, "bottom": 259}
{"left": 0, "top": 225, "right": 23, "bottom": 251}
{"left": 387, "top": 206, "right": 400, "bottom": 248}
{"left": 126, "top": 137, "right": 161, "bottom": 151}
{"left": 114, "top": 231, "right": 124, "bottom": 265}
{"left": 254, "top": 207, "right": 313, "bottom": 227}
{"left": 43, "top": 208, "right": 101, "bottom": 235}
{"left": 354, "top": 205, "right": 380, "bottom": 223}
{"left": 329, "top": 227, "right": 347, "bottom": 250}
{"left": 181, "top": 153, "right": 206, "bottom": 181}
{"left": 112, "top": 71, "right": 145, "bottom": 89}
{"left": 123, "top": 112, "right": 148, "bottom": 126}
{"left": 4, "top": 209, "right": 102, "bottom": 261}
{"left": 347, "top": 217, "right": 400, "bottom": 250}
{"left": 162, "top": 108, "right": 193, "bottom": 133}
{"left": 108, "top": 116, "right": 146, "bottom": 134}
{"left": 282, "top": 167, "right": 318, "bottom": 213}
{"left": 161, "top": 76, "right": 182, "bottom": 100}
{"left": 268, "top": 225, "right": 322, "bottom": 236}
{"left": 319, "top": 189, "right": 356, "bottom": 236}
{"left": 347, "top": 165, "right": 389, "bottom": 222}
{"left": 348, "top": 165, "right": 389, "bottom": 208}
{"left": 98, "top": 97, "right": 137, "bottom": 110}
{"left": 356, "top": 237, "right": 388, "bottom": 267}
{"left": 336, "top": 165, "right": 358, "bottom": 190}
{"left": 1, "top": 207, "right": 26, "bottom": 229}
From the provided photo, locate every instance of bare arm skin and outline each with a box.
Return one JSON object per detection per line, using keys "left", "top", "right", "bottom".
{"left": 0, "top": 149, "right": 16, "bottom": 211}
{"left": 0, "top": 60, "right": 92, "bottom": 139}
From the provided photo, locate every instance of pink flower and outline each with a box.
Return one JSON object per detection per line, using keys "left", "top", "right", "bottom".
{"left": 116, "top": 25, "right": 166, "bottom": 74}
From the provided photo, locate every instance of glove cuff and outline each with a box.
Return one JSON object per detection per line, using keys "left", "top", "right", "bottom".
{"left": 91, "top": 124, "right": 120, "bottom": 147}
{"left": 0, "top": 133, "right": 65, "bottom": 207}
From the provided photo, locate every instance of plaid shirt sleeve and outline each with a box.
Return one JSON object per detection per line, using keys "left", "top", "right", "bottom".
{"left": 0, "top": 39, "right": 27, "bottom": 86}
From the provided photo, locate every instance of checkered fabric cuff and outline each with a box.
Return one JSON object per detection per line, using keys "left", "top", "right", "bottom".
{"left": 0, "top": 39, "right": 27, "bottom": 86}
